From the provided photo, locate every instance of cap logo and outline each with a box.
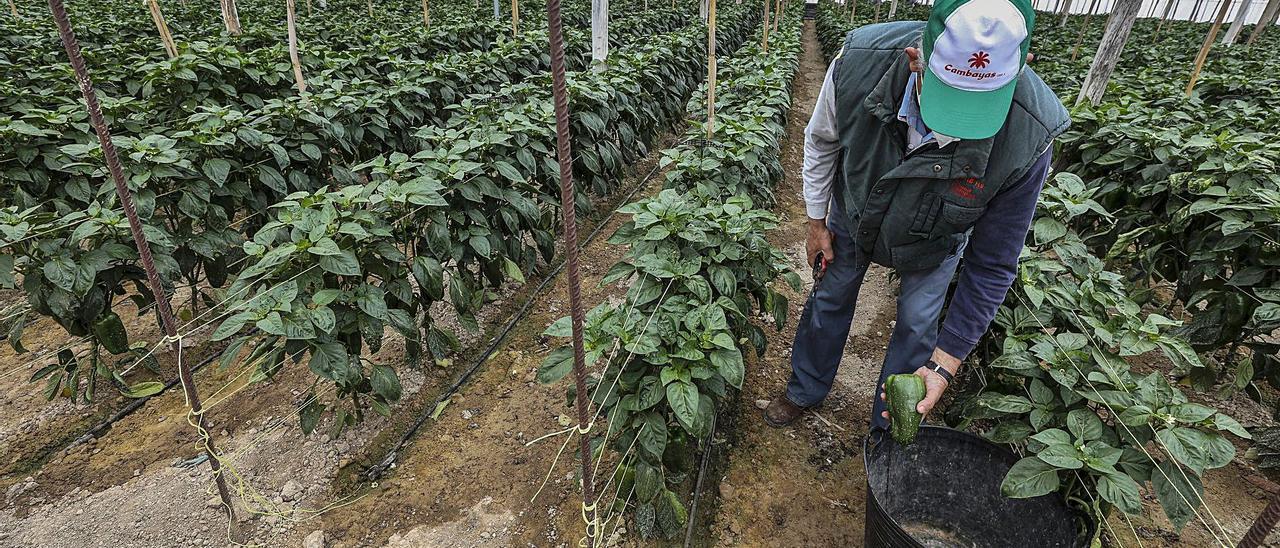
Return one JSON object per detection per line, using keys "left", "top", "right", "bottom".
{"left": 967, "top": 51, "right": 990, "bottom": 69}
{"left": 927, "top": 0, "right": 1028, "bottom": 92}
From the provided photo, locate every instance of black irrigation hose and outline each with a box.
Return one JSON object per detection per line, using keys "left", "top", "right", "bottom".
{"left": 683, "top": 413, "right": 718, "bottom": 548}
{"left": 364, "top": 142, "right": 680, "bottom": 481}
{"left": 65, "top": 347, "right": 224, "bottom": 451}
{"left": 45, "top": 135, "right": 678, "bottom": 476}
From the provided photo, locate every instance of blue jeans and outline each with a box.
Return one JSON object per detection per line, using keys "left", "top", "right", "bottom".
{"left": 786, "top": 208, "right": 966, "bottom": 430}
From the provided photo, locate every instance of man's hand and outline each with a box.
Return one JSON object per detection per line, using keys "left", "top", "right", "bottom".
{"left": 880, "top": 348, "right": 962, "bottom": 420}
{"left": 807, "top": 218, "right": 834, "bottom": 268}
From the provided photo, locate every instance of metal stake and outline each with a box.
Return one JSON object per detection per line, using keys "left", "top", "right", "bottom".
{"left": 543, "top": 0, "right": 597, "bottom": 543}
{"left": 1238, "top": 491, "right": 1280, "bottom": 548}
{"left": 47, "top": 0, "right": 238, "bottom": 527}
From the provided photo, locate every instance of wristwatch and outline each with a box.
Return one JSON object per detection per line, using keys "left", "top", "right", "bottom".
{"left": 927, "top": 359, "right": 955, "bottom": 384}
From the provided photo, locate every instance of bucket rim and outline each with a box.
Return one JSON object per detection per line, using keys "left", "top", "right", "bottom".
{"left": 861, "top": 424, "right": 1097, "bottom": 548}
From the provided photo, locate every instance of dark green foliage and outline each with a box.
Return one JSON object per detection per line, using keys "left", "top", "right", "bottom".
{"left": 539, "top": 14, "right": 804, "bottom": 539}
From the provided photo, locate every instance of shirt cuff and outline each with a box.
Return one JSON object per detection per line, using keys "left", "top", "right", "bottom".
{"left": 935, "top": 326, "right": 978, "bottom": 363}
{"left": 805, "top": 200, "right": 829, "bottom": 220}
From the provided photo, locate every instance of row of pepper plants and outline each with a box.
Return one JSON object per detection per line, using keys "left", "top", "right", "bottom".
{"left": 538, "top": 14, "right": 804, "bottom": 539}
{"left": 0, "top": 0, "right": 692, "bottom": 402}
{"left": 1033, "top": 15, "right": 1280, "bottom": 393}
{"left": 1022, "top": 13, "right": 1279, "bottom": 534}
{"left": 813, "top": 1, "right": 1262, "bottom": 539}
{"left": 210, "top": 3, "right": 761, "bottom": 435}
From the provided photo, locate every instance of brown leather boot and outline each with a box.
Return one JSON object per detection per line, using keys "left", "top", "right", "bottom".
{"left": 763, "top": 395, "right": 811, "bottom": 427}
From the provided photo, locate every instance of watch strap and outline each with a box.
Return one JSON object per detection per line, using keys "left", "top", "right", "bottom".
{"left": 928, "top": 360, "right": 955, "bottom": 384}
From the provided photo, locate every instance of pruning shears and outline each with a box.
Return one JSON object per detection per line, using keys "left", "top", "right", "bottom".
{"left": 813, "top": 251, "right": 828, "bottom": 282}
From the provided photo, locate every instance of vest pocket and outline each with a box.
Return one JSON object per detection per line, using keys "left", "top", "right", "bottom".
{"left": 890, "top": 238, "right": 954, "bottom": 272}
{"left": 939, "top": 201, "right": 985, "bottom": 226}
{"left": 908, "top": 192, "right": 942, "bottom": 237}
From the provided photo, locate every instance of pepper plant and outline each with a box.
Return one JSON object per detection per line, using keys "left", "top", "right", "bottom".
{"left": 212, "top": 173, "right": 446, "bottom": 435}
{"left": 955, "top": 173, "right": 1251, "bottom": 536}
{"left": 539, "top": 16, "right": 803, "bottom": 539}
{"left": 539, "top": 189, "right": 799, "bottom": 538}
{"left": 1030, "top": 11, "right": 1280, "bottom": 396}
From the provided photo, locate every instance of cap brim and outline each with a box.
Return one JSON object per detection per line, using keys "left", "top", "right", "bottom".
{"left": 919, "top": 68, "right": 1016, "bottom": 140}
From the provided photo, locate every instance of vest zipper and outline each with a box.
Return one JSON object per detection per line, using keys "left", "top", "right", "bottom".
{"left": 903, "top": 140, "right": 939, "bottom": 161}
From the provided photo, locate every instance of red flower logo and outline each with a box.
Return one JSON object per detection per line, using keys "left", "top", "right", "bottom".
{"left": 968, "top": 51, "right": 990, "bottom": 69}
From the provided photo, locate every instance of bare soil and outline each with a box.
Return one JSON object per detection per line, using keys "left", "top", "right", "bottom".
{"left": 705, "top": 21, "right": 1274, "bottom": 548}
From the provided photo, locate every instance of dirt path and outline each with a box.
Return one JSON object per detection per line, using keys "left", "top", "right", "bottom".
{"left": 706, "top": 21, "right": 1272, "bottom": 548}
{"left": 708, "top": 20, "right": 898, "bottom": 547}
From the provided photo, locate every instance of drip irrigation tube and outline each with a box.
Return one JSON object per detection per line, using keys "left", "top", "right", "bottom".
{"left": 364, "top": 139, "right": 683, "bottom": 481}
{"left": 30, "top": 137, "right": 678, "bottom": 481}
{"left": 66, "top": 348, "right": 222, "bottom": 451}
{"left": 683, "top": 413, "right": 718, "bottom": 548}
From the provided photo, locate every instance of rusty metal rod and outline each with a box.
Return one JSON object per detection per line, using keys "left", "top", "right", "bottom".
{"left": 543, "top": 0, "right": 597, "bottom": 542}
{"left": 46, "top": 0, "right": 238, "bottom": 526}
{"left": 1238, "top": 492, "right": 1280, "bottom": 548}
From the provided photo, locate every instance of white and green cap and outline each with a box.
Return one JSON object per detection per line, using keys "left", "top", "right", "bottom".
{"left": 921, "top": 0, "right": 1035, "bottom": 140}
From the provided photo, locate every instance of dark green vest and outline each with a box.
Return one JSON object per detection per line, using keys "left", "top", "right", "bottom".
{"left": 830, "top": 21, "right": 1070, "bottom": 271}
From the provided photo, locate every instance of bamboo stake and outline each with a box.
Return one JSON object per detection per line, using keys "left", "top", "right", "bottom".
{"left": 761, "top": 0, "right": 770, "bottom": 52}
{"left": 46, "top": 0, "right": 240, "bottom": 532}
{"left": 1058, "top": 0, "right": 1074, "bottom": 25}
{"left": 220, "top": 0, "right": 241, "bottom": 34}
{"left": 773, "top": 0, "right": 783, "bottom": 32}
{"left": 1155, "top": 0, "right": 1175, "bottom": 37}
{"left": 1222, "top": 0, "right": 1252, "bottom": 44}
{"left": 849, "top": 0, "right": 856, "bottom": 23}
{"left": 887, "top": 0, "right": 896, "bottom": 19}
{"left": 1186, "top": 0, "right": 1235, "bottom": 95}
{"left": 591, "top": 0, "right": 606, "bottom": 69}
{"left": 147, "top": 0, "right": 178, "bottom": 58}
{"left": 366, "top": 0, "right": 372, "bottom": 18}
{"left": 1077, "top": 0, "right": 1142, "bottom": 105}
{"left": 706, "top": 0, "right": 716, "bottom": 138}
{"left": 874, "top": 0, "right": 881, "bottom": 22}
{"left": 1247, "top": 0, "right": 1280, "bottom": 44}
{"left": 286, "top": 0, "right": 305, "bottom": 94}
{"left": 512, "top": 0, "right": 519, "bottom": 36}
{"left": 8, "top": 0, "right": 16, "bottom": 17}
{"left": 306, "top": 0, "right": 310, "bottom": 16}
{"left": 1070, "top": 0, "right": 1099, "bottom": 61}
{"left": 421, "top": 0, "right": 428, "bottom": 29}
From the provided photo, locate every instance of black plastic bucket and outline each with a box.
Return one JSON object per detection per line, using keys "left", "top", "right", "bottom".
{"left": 863, "top": 426, "right": 1092, "bottom": 548}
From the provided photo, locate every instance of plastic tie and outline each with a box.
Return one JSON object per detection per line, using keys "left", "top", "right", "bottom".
{"left": 581, "top": 500, "right": 600, "bottom": 544}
